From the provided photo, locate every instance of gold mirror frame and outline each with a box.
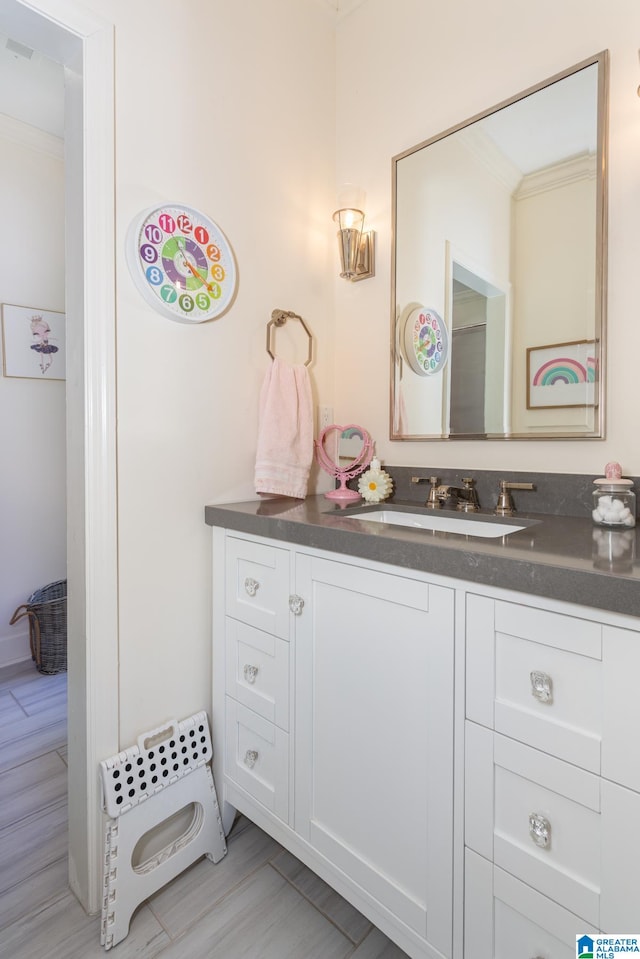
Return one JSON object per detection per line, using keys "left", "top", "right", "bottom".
{"left": 390, "top": 51, "right": 609, "bottom": 441}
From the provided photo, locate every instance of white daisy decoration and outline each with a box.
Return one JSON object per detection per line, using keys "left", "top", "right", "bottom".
{"left": 358, "top": 459, "right": 393, "bottom": 503}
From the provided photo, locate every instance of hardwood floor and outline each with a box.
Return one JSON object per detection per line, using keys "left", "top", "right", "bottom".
{"left": 0, "top": 660, "right": 408, "bottom": 958}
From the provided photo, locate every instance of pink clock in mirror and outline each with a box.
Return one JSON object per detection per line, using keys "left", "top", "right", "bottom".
{"left": 315, "top": 424, "right": 373, "bottom": 501}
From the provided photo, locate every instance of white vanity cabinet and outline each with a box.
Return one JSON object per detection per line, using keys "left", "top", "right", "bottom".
{"left": 212, "top": 529, "right": 456, "bottom": 959}
{"left": 464, "top": 593, "right": 640, "bottom": 957}
{"left": 211, "top": 522, "right": 640, "bottom": 959}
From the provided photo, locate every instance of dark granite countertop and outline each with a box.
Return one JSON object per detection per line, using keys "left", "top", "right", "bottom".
{"left": 205, "top": 495, "right": 640, "bottom": 619}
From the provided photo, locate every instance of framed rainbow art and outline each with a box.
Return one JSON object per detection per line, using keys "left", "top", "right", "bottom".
{"left": 526, "top": 339, "right": 597, "bottom": 410}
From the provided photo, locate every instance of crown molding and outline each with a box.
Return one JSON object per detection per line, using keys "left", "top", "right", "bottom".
{"left": 514, "top": 152, "right": 596, "bottom": 200}
{"left": 0, "top": 111, "right": 63, "bottom": 159}
{"left": 457, "top": 125, "right": 522, "bottom": 194}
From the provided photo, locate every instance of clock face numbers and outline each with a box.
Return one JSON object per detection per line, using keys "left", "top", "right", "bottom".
{"left": 404, "top": 306, "right": 449, "bottom": 375}
{"left": 128, "top": 205, "right": 236, "bottom": 322}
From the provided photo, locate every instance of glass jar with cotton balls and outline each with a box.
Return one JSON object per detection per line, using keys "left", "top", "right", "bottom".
{"left": 592, "top": 462, "right": 636, "bottom": 529}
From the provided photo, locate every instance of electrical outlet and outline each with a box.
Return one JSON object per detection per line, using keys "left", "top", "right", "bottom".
{"left": 319, "top": 405, "right": 333, "bottom": 431}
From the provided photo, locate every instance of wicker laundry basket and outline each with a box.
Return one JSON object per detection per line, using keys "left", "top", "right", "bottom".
{"left": 10, "top": 579, "right": 67, "bottom": 674}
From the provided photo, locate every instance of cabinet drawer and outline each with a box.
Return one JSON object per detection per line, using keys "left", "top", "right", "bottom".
{"left": 494, "top": 630, "right": 602, "bottom": 772}
{"left": 225, "top": 536, "right": 290, "bottom": 638}
{"left": 495, "top": 895, "right": 574, "bottom": 959}
{"left": 225, "top": 698, "right": 289, "bottom": 822}
{"left": 467, "top": 595, "right": 603, "bottom": 772}
{"left": 225, "top": 619, "right": 290, "bottom": 730}
{"left": 495, "top": 600, "right": 602, "bottom": 658}
{"left": 465, "top": 848, "right": 598, "bottom": 959}
{"left": 466, "top": 722, "right": 601, "bottom": 925}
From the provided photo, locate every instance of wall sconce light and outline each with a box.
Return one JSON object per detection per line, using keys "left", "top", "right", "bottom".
{"left": 332, "top": 207, "right": 375, "bottom": 281}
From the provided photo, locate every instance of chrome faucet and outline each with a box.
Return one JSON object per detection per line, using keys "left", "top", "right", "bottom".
{"left": 494, "top": 480, "right": 535, "bottom": 515}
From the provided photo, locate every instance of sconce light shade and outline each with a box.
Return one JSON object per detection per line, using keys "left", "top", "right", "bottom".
{"left": 332, "top": 208, "right": 375, "bottom": 281}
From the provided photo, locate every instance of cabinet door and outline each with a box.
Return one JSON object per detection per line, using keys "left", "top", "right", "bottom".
{"left": 602, "top": 624, "right": 640, "bottom": 792}
{"left": 600, "top": 778, "right": 640, "bottom": 929}
{"left": 294, "top": 553, "right": 455, "bottom": 957}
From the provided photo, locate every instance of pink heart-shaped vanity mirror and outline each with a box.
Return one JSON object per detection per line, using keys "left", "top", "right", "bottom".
{"left": 315, "top": 424, "right": 373, "bottom": 501}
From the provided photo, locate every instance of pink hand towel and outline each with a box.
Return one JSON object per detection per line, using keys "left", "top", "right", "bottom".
{"left": 254, "top": 358, "right": 313, "bottom": 499}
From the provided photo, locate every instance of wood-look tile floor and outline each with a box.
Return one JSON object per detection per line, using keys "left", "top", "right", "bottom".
{"left": 0, "top": 660, "right": 409, "bottom": 958}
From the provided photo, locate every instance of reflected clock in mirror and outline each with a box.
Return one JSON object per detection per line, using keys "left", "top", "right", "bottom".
{"left": 391, "top": 51, "right": 608, "bottom": 440}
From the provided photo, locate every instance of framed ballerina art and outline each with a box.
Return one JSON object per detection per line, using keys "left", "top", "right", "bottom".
{"left": 1, "top": 304, "right": 66, "bottom": 381}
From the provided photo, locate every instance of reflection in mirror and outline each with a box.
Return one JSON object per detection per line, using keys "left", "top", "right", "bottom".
{"left": 315, "top": 424, "right": 373, "bottom": 502}
{"left": 338, "top": 426, "right": 368, "bottom": 465}
{"left": 450, "top": 286, "right": 488, "bottom": 435}
{"left": 391, "top": 51, "right": 607, "bottom": 440}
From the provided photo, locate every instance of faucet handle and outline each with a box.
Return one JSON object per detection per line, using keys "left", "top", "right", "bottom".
{"left": 411, "top": 475, "right": 442, "bottom": 508}
{"left": 426, "top": 478, "right": 443, "bottom": 508}
{"left": 495, "top": 480, "right": 535, "bottom": 516}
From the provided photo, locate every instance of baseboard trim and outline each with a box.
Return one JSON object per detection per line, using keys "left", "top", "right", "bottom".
{"left": 0, "top": 629, "right": 31, "bottom": 669}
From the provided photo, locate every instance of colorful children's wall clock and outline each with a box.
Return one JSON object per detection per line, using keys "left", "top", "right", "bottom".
{"left": 125, "top": 203, "right": 237, "bottom": 323}
{"left": 403, "top": 305, "right": 449, "bottom": 376}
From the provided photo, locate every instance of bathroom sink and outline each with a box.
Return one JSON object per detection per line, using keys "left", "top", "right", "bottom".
{"left": 350, "top": 509, "right": 527, "bottom": 538}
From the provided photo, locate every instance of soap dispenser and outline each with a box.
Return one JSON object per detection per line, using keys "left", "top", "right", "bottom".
{"left": 358, "top": 457, "right": 393, "bottom": 503}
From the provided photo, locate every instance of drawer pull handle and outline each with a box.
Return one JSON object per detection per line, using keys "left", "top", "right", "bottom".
{"left": 529, "top": 812, "right": 551, "bottom": 849}
{"left": 244, "top": 577, "right": 260, "bottom": 597}
{"left": 244, "top": 749, "right": 259, "bottom": 769}
{"left": 243, "top": 664, "right": 259, "bottom": 684}
{"left": 530, "top": 670, "right": 553, "bottom": 704}
{"left": 289, "top": 594, "right": 305, "bottom": 616}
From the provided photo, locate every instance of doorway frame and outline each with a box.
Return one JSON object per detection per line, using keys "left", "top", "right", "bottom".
{"left": 444, "top": 239, "right": 513, "bottom": 437}
{"left": 4, "top": 0, "right": 118, "bottom": 913}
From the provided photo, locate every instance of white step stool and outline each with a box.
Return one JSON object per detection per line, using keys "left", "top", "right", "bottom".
{"left": 99, "top": 711, "right": 227, "bottom": 950}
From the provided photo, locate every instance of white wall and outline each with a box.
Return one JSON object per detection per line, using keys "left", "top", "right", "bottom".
{"left": 71, "top": 0, "right": 337, "bottom": 744}
{"left": 334, "top": 0, "right": 640, "bottom": 475}
{"left": 512, "top": 172, "right": 596, "bottom": 433}
{"left": 394, "top": 132, "right": 512, "bottom": 435}
{"left": 0, "top": 115, "right": 66, "bottom": 665}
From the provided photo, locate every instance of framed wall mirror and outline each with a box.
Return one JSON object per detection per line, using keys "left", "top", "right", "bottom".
{"left": 390, "top": 51, "right": 608, "bottom": 440}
